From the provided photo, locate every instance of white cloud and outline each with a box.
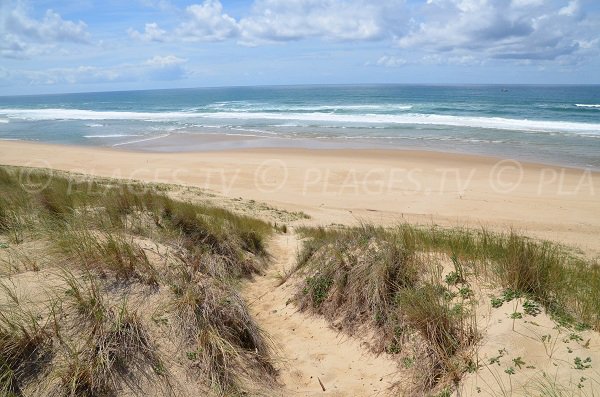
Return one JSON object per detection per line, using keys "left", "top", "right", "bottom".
{"left": 421, "top": 53, "right": 479, "bottom": 65}
{"left": 395, "top": 0, "right": 591, "bottom": 61}
{"left": 125, "top": 0, "right": 598, "bottom": 65}
{"left": 0, "top": 2, "right": 90, "bottom": 59}
{"left": 4, "top": 55, "right": 189, "bottom": 86}
{"left": 238, "top": 0, "right": 390, "bottom": 45}
{"left": 558, "top": 0, "right": 579, "bottom": 17}
{"left": 129, "top": 0, "right": 405, "bottom": 45}
{"left": 128, "top": 23, "right": 167, "bottom": 42}
{"left": 174, "top": 0, "right": 239, "bottom": 42}
{"left": 376, "top": 55, "right": 407, "bottom": 67}
{"left": 144, "top": 54, "right": 187, "bottom": 66}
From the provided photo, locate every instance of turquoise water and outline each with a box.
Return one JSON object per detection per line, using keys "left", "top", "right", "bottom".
{"left": 0, "top": 85, "right": 599, "bottom": 168}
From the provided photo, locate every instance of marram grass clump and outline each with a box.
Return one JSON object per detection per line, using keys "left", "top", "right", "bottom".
{"left": 0, "top": 165, "right": 276, "bottom": 396}
{"left": 291, "top": 223, "right": 599, "bottom": 392}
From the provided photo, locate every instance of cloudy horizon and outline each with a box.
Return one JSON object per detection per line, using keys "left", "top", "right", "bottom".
{"left": 1, "top": 0, "right": 599, "bottom": 95}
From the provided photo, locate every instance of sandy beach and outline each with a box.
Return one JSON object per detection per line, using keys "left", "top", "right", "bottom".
{"left": 1, "top": 140, "right": 598, "bottom": 254}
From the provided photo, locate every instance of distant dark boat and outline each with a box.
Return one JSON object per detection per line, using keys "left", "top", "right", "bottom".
{"left": 501, "top": 88, "right": 509, "bottom": 92}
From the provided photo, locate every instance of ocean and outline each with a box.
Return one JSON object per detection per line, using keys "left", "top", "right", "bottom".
{"left": 1, "top": 85, "right": 599, "bottom": 169}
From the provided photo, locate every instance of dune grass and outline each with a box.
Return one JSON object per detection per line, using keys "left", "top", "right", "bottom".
{"left": 396, "top": 225, "right": 600, "bottom": 329}
{"left": 54, "top": 300, "right": 163, "bottom": 396}
{"left": 169, "top": 266, "right": 275, "bottom": 393}
{"left": 0, "top": 165, "right": 276, "bottom": 395}
{"left": 292, "top": 223, "right": 599, "bottom": 392}
{"left": 293, "top": 225, "right": 477, "bottom": 391}
{"left": 0, "top": 308, "right": 51, "bottom": 396}
{"left": 297, "top": 224, "right": 600, "bottom": 330}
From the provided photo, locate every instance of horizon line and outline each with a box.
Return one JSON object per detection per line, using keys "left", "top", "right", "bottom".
{"left": 2, "top": 82, "right": 600, "bottom": 99}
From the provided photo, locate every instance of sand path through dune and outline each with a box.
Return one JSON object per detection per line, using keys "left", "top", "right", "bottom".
{"left": 242, "top": 232, "right": 400, "bottom": 396}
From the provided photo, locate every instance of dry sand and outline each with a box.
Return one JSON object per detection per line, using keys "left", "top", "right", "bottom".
{"left": 1, "top": 140, "right": 598, "bottom": 254}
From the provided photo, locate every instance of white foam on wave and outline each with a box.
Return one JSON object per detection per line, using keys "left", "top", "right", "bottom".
{"left": 112, "top": 134, "right": 171, "bottom": 147}
{"left": 230, "top": 127, "right": 277, "bottom": 135}
{"left": 204, "top": 103, "right": 413, "bottom": 112}
{"left": 84, "top": 134, "right": 142, "bottom": 138}
{"left": 0, "top": 118, "right": 9, "bottom": 123}
{"left": 0, "top": 108, "right": 201, "bottom": 121}
{"left": 199, "top": 111, "right": 600, "bottom": 135}
{"left": 85, "top": 123, "right": 103, "bottom": 128}
{"left": 2, "top": 107, "right": 599, "bottom": 135}
{"left": 575, "top": 104, "right": 600, "bottom": 109}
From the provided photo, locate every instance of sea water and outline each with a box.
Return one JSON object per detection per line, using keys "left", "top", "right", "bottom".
{"left": 0, "top": 85, "right": 599, "bottom": 169}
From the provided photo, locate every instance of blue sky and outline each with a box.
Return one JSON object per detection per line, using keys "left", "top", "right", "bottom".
{"left": 1, "top": 0, "right": 599, "bottom": 95}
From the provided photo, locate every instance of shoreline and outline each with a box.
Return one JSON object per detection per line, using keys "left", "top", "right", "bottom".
{"left": 4, "top": 132, "right": 600, "bottom": 172}
{"left": 1, "top": 139, "right": 599, "bottom": 254}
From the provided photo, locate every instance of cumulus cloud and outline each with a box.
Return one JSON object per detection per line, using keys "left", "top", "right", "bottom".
{"left": 0, "top": 1, "right": 91, "bottom": 58}
{"left": 144, "top": 54, "right": 187, "bottom": 67}
{"left": 396, "top": 0, "right": 594, "bottom": 62}
{"left": 129, "top": 0, "right": 405, "bottom": 45}
{"left": 127, "top": 0, "right": 598, "bottom": 66}
{"left": 237, "top": 0, "right": 392, "bottom": 45}
{"left": 128, "top": 23, "right": 167, "bottom": 42}
{"left": 174, "top": 0, "right": 239, "bottom": 42}
{"left": 4, "top": 55, "right": 189, "bottom": 86}
{"left": 376, "top": 55, "right": 408, "bottom": 67}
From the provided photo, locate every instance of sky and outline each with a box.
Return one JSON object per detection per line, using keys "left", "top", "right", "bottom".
{"left": 0, "top": 0, "right": 599, "bottom": 95}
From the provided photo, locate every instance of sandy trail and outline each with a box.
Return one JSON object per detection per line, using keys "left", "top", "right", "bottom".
{"left": 242, "top": 232, "right": 399, "bottom": 396}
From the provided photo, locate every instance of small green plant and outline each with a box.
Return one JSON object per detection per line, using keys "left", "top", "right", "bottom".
{"left": 541, "top": 334, "right": 551, "bottom": 343}
{"left": 386, "top": 342, "right": 402, "bottom": 354}
{"left": 510, "top": 311, "right": 523, "bottom": 319}
{"left": 304, "top": 274, "right": 333, "bottom": 307}
{"left": 435, "top": 387, "right": 452, "bottom": 397}
{"left": 512, "top": 356, "right": 525, "bottom": 369}
{"left": 569, "top": 333, "right": 583, "bottom": 342}
{"left": 575, "top": 322, "right": 591, "bottom": 331}
{"left": 443, "top": 289, "right": 458, "bottom": 301}
{"left": 459, "top": 286, "right": 473, "bottom": 299}
{"left": 466, "top": 359, "right": 479, "bottom": 373}
{"left": 574, "top": 357, "right": 592, "bottom": 370}
{"left": 502, "top": 288, "right": 521, "bottom": 302}
{"left": 445, "top": 271, "right": 460, "bottom": 286}
{"left": 523, "top": 300, "right": 541, "bottom": 316}
{"left": 402, "top": 356, "right": 414, "bottom": 368}
{"left": 505, "top": 367, "right": 516, "bottom": 375}
{"left": 451, "top": 254, "right": 465, "bottom": 280}
{"left": 489, "top": 349, "right": 507, "bottom": 366}
{"left": 491, "top": 296, "right": 504, "bottom": 308}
